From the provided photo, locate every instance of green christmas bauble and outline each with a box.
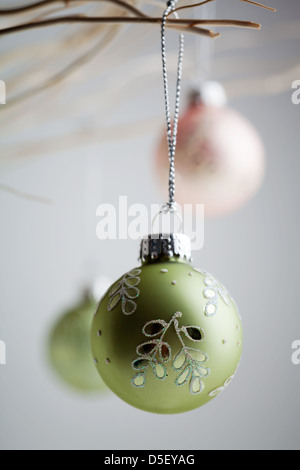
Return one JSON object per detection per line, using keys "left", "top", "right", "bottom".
{"left": 48, "top": 294, "right": 107, "bottom": 393}
{"left": 91, "top": 234, "right": 242, "bottom": 413}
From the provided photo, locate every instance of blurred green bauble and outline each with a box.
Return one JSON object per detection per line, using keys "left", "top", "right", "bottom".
{"left": 49, "top": 295, "right": 107, "bottom": 393}
{"left": 91, "top": 235, "right": 242, "bottom": 414}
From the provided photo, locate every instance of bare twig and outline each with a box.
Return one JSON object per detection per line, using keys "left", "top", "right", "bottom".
{"left": 174, "top": 0, "right": 276, "bottom": 14}
{"left": 0, "top": 0, "right": 53, "bottom": 15}
{"left": 29, "top": 1, "right": 90, "bottom": 22}
{"left": 0, "top": 0, "right": 276, "bottom": 15}
{"left": 237, "top": 0, "right": 276, "bottom": 12}
{"left": 0, "top": 0, "right": 270, "bottom": 39}
{"left": 224, "top": 63, "right": 300, "bottom": 99}
{"left": 6, "top": 25, "right": 121, "bottom": 108}
{"left": 0, "top": 0, "right": 275, "bottom": 159}
{"left": 4, "top": 3, "right": 129, "bottom": 108}
{"left": 0, "top": 0, "right": 149, "bottom": 18}
{"left": 0, "top": 183, "right": 52, "bottom": 204}
{"left": 0, "top": 16, "right": 262, "bottom": 39}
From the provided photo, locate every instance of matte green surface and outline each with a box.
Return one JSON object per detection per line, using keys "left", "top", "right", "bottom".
{"left": 48, "top": 297, "right": 107, "bottom": 393}
{"left": 91, "top": 259, "right": 242, "bottom": 413}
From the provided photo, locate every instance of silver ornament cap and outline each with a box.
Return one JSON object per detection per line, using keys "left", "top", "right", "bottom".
{"left": 140, "top": 233, "right": 192, "bottom": 263}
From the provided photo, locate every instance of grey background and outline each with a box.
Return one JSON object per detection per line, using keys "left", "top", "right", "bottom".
{"left": 0, "top": 0, "right": 299, "bottom": 450}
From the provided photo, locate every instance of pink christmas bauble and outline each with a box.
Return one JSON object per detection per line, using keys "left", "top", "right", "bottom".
{"left": 155, "top": 103, "right": 265, "bottom": 216}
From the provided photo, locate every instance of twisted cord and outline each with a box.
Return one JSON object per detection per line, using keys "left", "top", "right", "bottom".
{"left": 161, "top": 0, "right": 184, "bottom": 210}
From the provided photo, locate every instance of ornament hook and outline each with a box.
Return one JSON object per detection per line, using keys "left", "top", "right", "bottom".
{"left": 151, "top": 203, "right": 183, "bottom": 234}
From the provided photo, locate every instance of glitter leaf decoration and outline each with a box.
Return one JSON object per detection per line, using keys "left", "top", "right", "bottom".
{"left": 172, "top": 347, "right": 209, "bottom": 395}
{"left": 107, "top": 269, "right": 141, "bottom": 315}
{"left": 143, "top": 320, "right": 168, "bottom": 338}
{"left": 132, "top": 312, "right": 209, "bottom": 394}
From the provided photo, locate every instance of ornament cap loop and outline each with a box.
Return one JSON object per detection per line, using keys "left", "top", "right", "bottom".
{"left": 152, "top": 203, "right": 183, "bottom": 234}
{"left": 139, "top": 233, "right": 192, "bottom": 263}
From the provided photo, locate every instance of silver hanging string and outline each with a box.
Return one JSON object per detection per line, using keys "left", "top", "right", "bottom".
{"left": 161, "top": 0, "right": 184, "bottom": 211}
